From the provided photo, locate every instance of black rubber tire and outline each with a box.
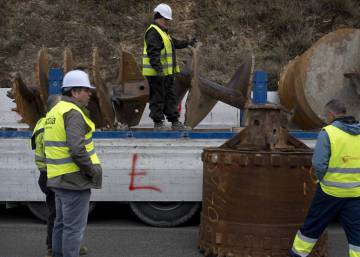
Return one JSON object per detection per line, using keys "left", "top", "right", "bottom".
{"left": 129, "top": 201, "right": 200, "bottom": 227}
{"left": 27, "top": 202, "right": 96, "bottom": 223}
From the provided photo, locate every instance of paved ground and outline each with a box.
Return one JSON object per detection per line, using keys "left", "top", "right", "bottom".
{"left": 0, "top": 203, "right": 349, "bottom": 257}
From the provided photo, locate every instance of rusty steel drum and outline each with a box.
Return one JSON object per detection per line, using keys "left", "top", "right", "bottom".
{"left": 279, "top": 28, "right": 360, "bottom": 129}
{"left": 199, "top": 149, "right": 327, "bottom": 257}
{"left": 198, "top": 105, "right": 327, "bottom": 257}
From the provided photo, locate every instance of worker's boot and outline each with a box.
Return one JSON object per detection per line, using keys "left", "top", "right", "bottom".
{"left": 171, "top": 121, "right": 187, "bottom": 131}
{"left": 154, "top": 121, "right": 167, "bottom": 131}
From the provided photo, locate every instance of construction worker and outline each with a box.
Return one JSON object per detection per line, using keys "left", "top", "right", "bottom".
{"left": 142, "top": 3, "right": 197, "bottom": 131}
{"left": 32, "top": 95, "right": 88, "bottom": 257}
{"left": 289, "top": 99, "right": 360, "bottom": 257}
{"left": 31, "top": 113, "right": 55, "bottom": 257}
{"left": 44, "top": 70, "right": 102, "bottom": 257}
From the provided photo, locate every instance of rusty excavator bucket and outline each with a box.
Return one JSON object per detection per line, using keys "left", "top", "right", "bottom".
{"left": 184, "top": 44, "right": 254, "bottom": 128}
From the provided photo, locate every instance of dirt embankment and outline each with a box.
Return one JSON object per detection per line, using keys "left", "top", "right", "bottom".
{"left": 1, "top": 0, "right": 360, "bottom": 89}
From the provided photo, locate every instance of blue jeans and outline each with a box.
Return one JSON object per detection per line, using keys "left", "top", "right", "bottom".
{"left": 52, "top": 189, "right": 90, "bottom": 257}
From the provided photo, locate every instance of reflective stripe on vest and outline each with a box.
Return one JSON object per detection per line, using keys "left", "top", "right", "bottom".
{"left": 44, "top": 101, "right": 100, "bottom": 179}
{"left": 32, "top": 117, "right": 46, "bottom": 170}
{"left": 142, "top": 24, "right": 180, "bottom": 76}
{"left": 350, "top": 244, "right": 360, "bottom": 257}
{"left": 292, "top": 230, "right": 317, "bottom": 257}
{"left": 320, "top": 125, "right": 360, "bottom": 197}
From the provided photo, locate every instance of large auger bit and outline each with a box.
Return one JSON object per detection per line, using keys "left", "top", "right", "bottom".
{"left": 111, "top": 47, "right": 149, "bottom": 128}
{"left": 92, "top": 47, "right": 115, "bottom": 129}
{"left": 36, "top": 47, "right": 49, "bottom": 110}
{"left": 184, "top": 44, "right": 254, "bottom": 128}
{"left": 8, "top": 48, "right": 49, "bottom": 129}
{"left": 63, "top": 47, "right": 105, "bottom": 128}
{"left": 10, "top": 73, "right": 45, "bottom": 129}
{"left": 63, "top": 47, "right": 107, "bottom": 128}
{"left": 63, "top": 47, "right": 73, "bottom": 73}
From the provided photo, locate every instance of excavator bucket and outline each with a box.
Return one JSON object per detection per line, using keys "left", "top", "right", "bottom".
{"left": 112, "top": 47, "right": 149, "bottom": 127}
{"left": 184, "top": 45, "right": 253, "bottom": 128}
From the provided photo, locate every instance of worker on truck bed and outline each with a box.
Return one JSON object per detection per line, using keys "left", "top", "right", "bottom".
{"left": 289, "top": 99, "right": 360, "bottom": 257}
{"left": 142, "top": 3, "right": 197, "bottom": 131}
{"left": 44, "top": 70, "right": 102, "bottom": 257}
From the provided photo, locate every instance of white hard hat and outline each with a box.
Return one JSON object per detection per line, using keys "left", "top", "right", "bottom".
{"left": 154, "top": 3, "right": 172, "bottom": 20}
{"left": 62, "top": 70, "right": 95, "bottom": 89}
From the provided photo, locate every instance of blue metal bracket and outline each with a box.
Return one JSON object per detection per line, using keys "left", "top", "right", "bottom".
{"left": 48, "top": 68, "right": 64, "bottom": 96}
{"left": 252, "top": 70, "right": 268, "bottom": 104}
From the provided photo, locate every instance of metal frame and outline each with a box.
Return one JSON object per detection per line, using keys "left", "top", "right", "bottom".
{"left": 0, "top": 130, "right": 319, "bottom": 140}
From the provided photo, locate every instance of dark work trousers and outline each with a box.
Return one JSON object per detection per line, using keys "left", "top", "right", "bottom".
{"left": 146, "top": 75, "right": 180, "bottom": 123}
{"left": 290, "top": 185, "right": 360, "bottom": 256}
{"left": 38, "top": 170, "right": 56, "bottom": 250}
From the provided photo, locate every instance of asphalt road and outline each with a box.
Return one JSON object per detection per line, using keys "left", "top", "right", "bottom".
{"left": 0, "top": 203, "right": 348, "bottom": 257}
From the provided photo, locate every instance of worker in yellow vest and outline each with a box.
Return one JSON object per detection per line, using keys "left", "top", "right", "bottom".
{"left": 143, "top": 3, "right": 197, "bottom": 131}
{"left": 289, "top": 99, "right": 360, "bottom": 257}
{"left": 31, "top": 96, "right": 62, "bottom": 257}
{"left": 32, "top": 95, "right": 87, "bottom": 257}
{"left": 44, "top": 70, "right": 102, "bottom": 257}
{"left": 31, "top": 116, "right": 56, "bottom": 257}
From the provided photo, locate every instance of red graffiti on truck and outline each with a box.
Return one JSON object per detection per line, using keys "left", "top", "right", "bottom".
{"left": 128, "top": 153, "right": 162, "bottom": 192}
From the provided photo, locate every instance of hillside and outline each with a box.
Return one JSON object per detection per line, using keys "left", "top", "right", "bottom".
{"left": 1, "top": 0, "right": 360, "bottom": 89}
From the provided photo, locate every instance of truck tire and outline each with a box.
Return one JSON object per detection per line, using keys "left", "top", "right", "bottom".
{"left": 129, "top": 202, "right": 200, "bottom": 227}
{"left": 27, "top": 202, "right": 96, "bottom": 223}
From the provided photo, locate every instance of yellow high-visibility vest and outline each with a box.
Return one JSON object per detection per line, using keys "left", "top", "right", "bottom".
{"left": 44, "top": 101, "right": 100, "bottom": 179}
{"left": 320, "top": 125, "right": 360, "bottom": 197}
{"left": 31, "top": 117, "right": 46, "bottom": 170}
{"left": 142, "top": 24, "right": 180, "bottom": 76}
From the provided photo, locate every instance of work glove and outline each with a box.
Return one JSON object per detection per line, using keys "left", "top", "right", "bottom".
{"left": 188, "top": 37, "right": 198, "bottom": 47}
